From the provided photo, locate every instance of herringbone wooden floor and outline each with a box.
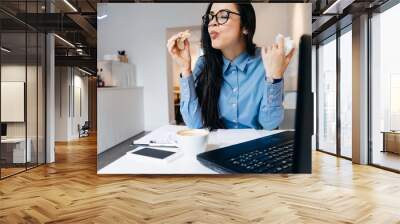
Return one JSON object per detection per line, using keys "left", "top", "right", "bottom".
{"left": 1, "top": 134, "right": 400, "bottom": 224}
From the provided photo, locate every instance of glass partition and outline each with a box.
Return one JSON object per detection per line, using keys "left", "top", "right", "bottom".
{"left": 317, "top": 36, "right": 337, "bottom": 155}
{"left": 339, "top": 28, "right": 352, "bottom": 158}
{"left": 370, "top": 3, "right": 400, "bottom": 171}
{"left": 38, "top": 32, "right": 45, "bottom": 165}
{"left": 0, "top": 1, "right": 46, "bottom": 179}
{"left": 1, "top": 31, "right": 28, "bottom": 177}
{"left": 27, "top": 30, "right": 38, "bottom": 169}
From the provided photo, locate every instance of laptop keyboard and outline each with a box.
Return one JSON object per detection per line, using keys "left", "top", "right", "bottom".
{"left": 227, "top": 141, "right": 295, "bottom": 173}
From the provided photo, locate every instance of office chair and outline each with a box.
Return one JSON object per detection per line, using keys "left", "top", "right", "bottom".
{"left": 79, "top": 121, "right": 90, "bottom": 138}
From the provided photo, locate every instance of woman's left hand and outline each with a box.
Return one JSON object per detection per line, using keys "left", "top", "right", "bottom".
{"left": 261, "top": 36, "right": 295, "bottom": 80}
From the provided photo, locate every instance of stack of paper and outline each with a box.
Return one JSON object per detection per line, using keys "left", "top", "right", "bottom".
{"left": 133, "top": 125, "right": 187, "bottom": 145}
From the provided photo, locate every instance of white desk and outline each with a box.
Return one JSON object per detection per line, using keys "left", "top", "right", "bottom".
{"left": 1, "top": 138, "right": 32, "bottom": 163}
{"left": 98, "top": 125, "right": 284, "bottom": 174}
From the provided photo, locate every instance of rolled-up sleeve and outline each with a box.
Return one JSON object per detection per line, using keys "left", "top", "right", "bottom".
{"left": 258, "top": 79, "right": 284, "bottom": 130}
{"left": 179, "top": 56, "right": 205, "bottom": 129}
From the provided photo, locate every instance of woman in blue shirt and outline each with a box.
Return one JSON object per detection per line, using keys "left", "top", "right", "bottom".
{"left": 167, "top": 2, "right": 295, "bottom": 130}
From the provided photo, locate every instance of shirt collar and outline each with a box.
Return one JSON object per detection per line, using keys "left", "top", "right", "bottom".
{"left": 222, "top": 50, "right": 250, "bottom": 74}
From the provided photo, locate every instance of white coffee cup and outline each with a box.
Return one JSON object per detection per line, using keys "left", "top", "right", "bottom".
{"left": 176, "top": 129, "right": 209, "bottom": 154}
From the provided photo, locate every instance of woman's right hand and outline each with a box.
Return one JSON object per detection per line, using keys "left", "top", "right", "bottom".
{"left": 167, "top": 30, "right": 192, "bottom": 77}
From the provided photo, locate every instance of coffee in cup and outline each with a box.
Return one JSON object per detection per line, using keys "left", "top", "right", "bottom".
{"left": 176, "top": 129, "right": 209, "bottom": 154}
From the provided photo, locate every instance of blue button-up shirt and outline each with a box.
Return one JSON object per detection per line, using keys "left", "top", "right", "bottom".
{"left": 179, "top": 47, "right": 284, "bottom": 130}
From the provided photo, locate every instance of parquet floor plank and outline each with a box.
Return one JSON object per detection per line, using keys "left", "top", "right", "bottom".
{"left": 1, "top": 134, "right": 400, "bottom": 223}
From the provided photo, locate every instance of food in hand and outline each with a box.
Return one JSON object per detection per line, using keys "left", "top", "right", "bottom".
{"left": 177, "top": 30, "right": 191, "bottom": 50}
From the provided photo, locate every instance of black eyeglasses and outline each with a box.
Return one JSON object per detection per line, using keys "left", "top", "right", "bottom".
{"left": 202, "top": 9, "right": 241, "bottom": 26}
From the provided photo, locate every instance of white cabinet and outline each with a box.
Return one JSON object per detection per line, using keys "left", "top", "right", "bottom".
{"left": 97, "top": 87, "right": 144, "bottom": 154}
{"left": 97, "top": 60, "right": 137, "bottom": 88}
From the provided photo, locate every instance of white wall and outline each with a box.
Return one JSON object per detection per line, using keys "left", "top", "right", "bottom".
{"left": 55, "top": 67, "right": 69, "bottom": 141}
{"left": 55, "top": 67, "right": 89, "bottom": 141}
{"left": 72, "top": 74, "right": 89, "bottom": 138}
{"left": 98, "top": 3, "right": 311, "bottom": 131}
{"left": 98, "top": 3, "right": 208, "bottom": 131}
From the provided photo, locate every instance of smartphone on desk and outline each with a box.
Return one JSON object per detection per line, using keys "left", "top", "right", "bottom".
{"left": 129, "top": 147, "right": 182, "bottom": 162}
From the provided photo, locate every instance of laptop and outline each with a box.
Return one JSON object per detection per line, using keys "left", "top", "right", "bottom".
{"left": 196, "top": 35, "right": 313, "bottom": 174}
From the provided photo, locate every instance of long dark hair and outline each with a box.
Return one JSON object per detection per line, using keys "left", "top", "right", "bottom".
{"left": 195, "top": 2, "right": 257, "bottom": 130}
